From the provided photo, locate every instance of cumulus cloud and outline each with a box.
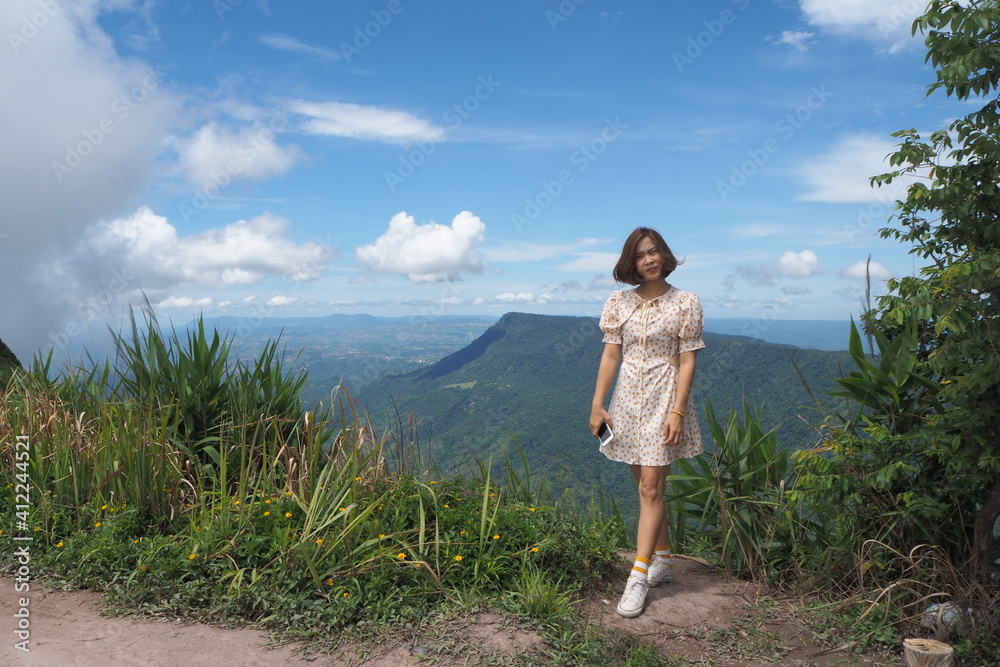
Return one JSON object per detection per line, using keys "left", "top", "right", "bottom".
{"left": 798, "top": 0, "right": 925, "bottom": 51}
{"left": 177, "top": 121, "right": 301, "bottom": 186}
{"left": 0, "top": 0, "right": 178, "bottom": 360}
{"left": 356, "top": 211, "right": 487, "bottom": 282}
{"left": 797, "top": 134, "right": 915, "bottom": 203}
{"left": 157, "top": 296, "right": 213, "bottom": 309}
{"left": 776, "top": 250, "right": 824, "bottom": 278}
{"left": 291, "top": 100, "right": 445, "bottom": 143}
{"left": 258, "top": 33, "right": 339, "bottom": 61}
{"left": 839, "top": 260, "right": 894, "bottom": 280}
{"left": 266, "top": 295, "right": 299, "bottom": 306}
{"left": 72, "top": 206, "right": 335, "bottom": 290}
{"left": 775, "top": 30, "right": 815, "bottom": 52}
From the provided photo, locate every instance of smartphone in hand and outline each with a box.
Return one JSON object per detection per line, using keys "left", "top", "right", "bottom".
{"left": 597, "top": 422, "right": 614, "bottom": 446}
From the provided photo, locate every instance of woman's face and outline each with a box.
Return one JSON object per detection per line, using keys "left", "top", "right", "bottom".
{"left": 634, "top": 236, "right": 662, "bottom": 282}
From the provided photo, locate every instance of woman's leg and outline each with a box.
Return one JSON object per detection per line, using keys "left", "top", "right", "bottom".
{"left": 631, "top": 466, "right": 670, "bottom": 558}
{"left": 629, "top": 464, "right": 670, "bottom": 561}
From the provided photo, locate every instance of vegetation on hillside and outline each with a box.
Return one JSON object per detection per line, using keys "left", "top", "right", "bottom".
{"left": 0, "top": 337, "right": 22, "bottom": 387}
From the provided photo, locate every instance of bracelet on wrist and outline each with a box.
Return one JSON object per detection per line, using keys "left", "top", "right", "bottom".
{"left": 670, "top": 409, "right": 684, "bottom": 418}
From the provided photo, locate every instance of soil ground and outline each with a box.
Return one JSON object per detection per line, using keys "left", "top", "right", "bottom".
{"left": 0, "top": 556, "right": 897, "bottom": 666}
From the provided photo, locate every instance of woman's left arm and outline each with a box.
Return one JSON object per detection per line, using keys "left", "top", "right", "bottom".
{"left": 663, "top": 350, "right": 698, "bottom": 445}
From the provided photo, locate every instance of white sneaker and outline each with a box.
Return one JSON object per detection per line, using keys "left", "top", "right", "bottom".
{"left": 647, "top": 555, "right": 674, "bottom": 586}
{"left": 616, "top": 575, "right": 648, "bottom": 618}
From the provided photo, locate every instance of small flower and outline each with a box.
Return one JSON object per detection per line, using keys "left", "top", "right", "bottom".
{"left": 327, "top": 578, "right": 334, "bottom": 586}
{"left": 397, "top": 553, "right": 407, "bottom": 560}
{"left": 233, "top": 500, "right": 240, "bottom": 505}
{"left": 430, "top": 481, "right": 437, "bottom": 485}
{"left": 342, "top": 592, "right": 350, "bottom": 598}
{"left": 265, "top": 499, "right": 271, "bottom": 504}
{"left": 264, "top": 511, "right": 271, "bottom": 516}
{"left": 94, "top": 522, "right": 102, "bottom": 527}
{"left": 285, "top": 491, "right": 292, "bottom": 496}
{"left": 195, "top": 526, "right": 201, "bottom": 531}
{"left": 378, "top": 533, "right": 386, "bottom": 539}
{"left": 459, "top": 530, "right": 466, "bottom": 536}
{"left": 454, "top": 555, "right": 463, "bottom": 561}
{"left": 285, "top": 512, "right": 292, "bottom": 518}
{"left": 338, "top": 507, "right": 345, "bottom": 512}
{"left": 101, "top": 505, "right": 107, "bottom": 510}
{"left": 188, "top": 554, "right": 196, "bottom": 560}
{"left": 355, "top": 476, "right": 362, "bottom": 481}
{"left": 110, "top": 507, "right": 117, "bottom": 512}
{"left": 134, "top": 539, "right": 140, "bottom": 544}
{"left": 377, "top": 505, "right": 383, "bottom": 510}
{"left": 493, "top": 534, "right": 500, "bottom": 540}
{"left": 55, "top": 541, "right": 64, "bottom": 547}
{"left": 315, "top": 538, "right": 323, "bottom": 545}
{"left": 33, "top": 527, "right": 41, "bottom": 532}
{"left": 529, "top": 507, "right": 536, "bottom": 512}
{"left": 444, "top": 504, "right": 450, "bottom": 508}
{"left": 531, "top": 547, "right": 539, "bottom": 553}
{"left": 141, "top": 566, "right": 147, "bottom": 571}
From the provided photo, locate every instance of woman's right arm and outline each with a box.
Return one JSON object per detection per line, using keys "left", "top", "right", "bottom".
{"left": 590, "top": 342, "right": 621, "bottom": 436}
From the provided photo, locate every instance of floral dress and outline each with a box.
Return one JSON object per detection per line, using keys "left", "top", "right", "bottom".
{"left": 599, "top": 286, "right": 705, "bottom": 466}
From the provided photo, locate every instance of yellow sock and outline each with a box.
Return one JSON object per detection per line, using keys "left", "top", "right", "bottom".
{"left": 631, "top": 556, "right": 650, "bottom": 580}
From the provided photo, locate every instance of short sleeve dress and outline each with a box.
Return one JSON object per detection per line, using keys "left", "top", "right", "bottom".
{"left": 598, "top": 286, "right": 706, "bottom": 467}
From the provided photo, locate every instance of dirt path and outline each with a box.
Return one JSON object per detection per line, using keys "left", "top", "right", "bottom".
{"left": 0, "top": 558, "right": 877, "bottom": 666}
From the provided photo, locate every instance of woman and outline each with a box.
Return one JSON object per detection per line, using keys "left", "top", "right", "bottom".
{"left": 590, "top": 227, "right": 705, "bottom": 618}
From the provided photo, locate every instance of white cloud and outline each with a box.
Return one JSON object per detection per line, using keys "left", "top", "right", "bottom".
{"left": 798, "top": 0, "right": 924, "bottom": 51}
{"left": 776, "top": 250, "right": 824, "bottom": 278}
{"left": 839, "top": 260, "right": 894, "bottom": 280}
{"left": 74, "top": 206, "right": 334, "bottom": 289}
{"left": 157, "top": 296, "right": 213, "bottom": 309}
{"left": 0, "top": 0, "right": 178, "bottom": 360}
{"left": 266, "top": 295, "right": 299, "bottom": 306}
{"left": 775, "top": 30, "right": 815, "bottom": 52}
{"left": 797, "top": 134, "right": 915, "bottom": 203}
{"left": 556, "top": 252, "right": 620, "bottom": 273}
{"left": 177, "top": 121, "right": 301, "bottom": 186}
{"left": 258, "top": 33, "right": 339, "bottom": 61}
{"left": 482, "top": 238, "right": 607, "bottom": 262}
{"left": 356, "top": 211, "right": 487, "bottom": 282}
{"left": 291, "top": 100, "right": 445, "bottom": 143}
{"left": 730, "top": 223, "right": 782, "bottom": 238}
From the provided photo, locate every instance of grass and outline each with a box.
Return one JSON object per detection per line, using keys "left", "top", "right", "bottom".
{"left": 3, "top": 311, "right": 994, "bottom": 665}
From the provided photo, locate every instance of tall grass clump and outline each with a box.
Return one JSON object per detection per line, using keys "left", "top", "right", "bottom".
{"left": 0, "top": 310, "right": 626, "bottom": 645}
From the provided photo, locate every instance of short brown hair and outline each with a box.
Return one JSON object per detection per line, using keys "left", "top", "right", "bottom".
{"left": 613, "top": 227, "right": 681, "bottom": 285}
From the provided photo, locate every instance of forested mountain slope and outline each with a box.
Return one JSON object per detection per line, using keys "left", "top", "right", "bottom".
{"left": 359, "top": 312, "right": 853, "bottom": 502}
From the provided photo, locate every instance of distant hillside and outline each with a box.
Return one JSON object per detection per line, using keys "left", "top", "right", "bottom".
{"left": 358, "top": 312, "right": 854, "bottom": 509}
{"left": 0, "top": 337, "right": 23, "bottom": 386}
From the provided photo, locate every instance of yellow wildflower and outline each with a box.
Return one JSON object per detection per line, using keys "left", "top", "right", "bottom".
{"left": 454, "top": 555, "right": 463, "bottom": 561}
{"left": 315, "top": 538, "right": 323, "bottom": 545}
{"left": 285, "top": 512, "right": 293, "bottom": 518}
{"left": 397, "top": 553, "right": 407, "bottom": 560}
{"left": 493, "top": 534, "right": 500, "bottom": 540}
{"left": 264, "top": 511, "right": 270, "bottom": 516}
{"left": 531, "top": 547, "right": 539, "bottom": 552}
{"left": 101, "top": 505, "right": 107, "bottom": 510}
{"left": 327, "top": 578, "right": 334, "bottom": 586}
{"left": 55, "top": 542, "right": 64, "bottom": 547}
{"left": 188, "top": 554, "right": 196, "bottom": 560}
{"left": 94, "top": 522, "right": 102, "bottom": 527}
{"left": 343, "top": 592, "right": 350, "bottom": 598}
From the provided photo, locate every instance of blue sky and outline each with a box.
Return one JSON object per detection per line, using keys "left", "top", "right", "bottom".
{"left": 0, "top": 0, "right": 964, "bottom": 361}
